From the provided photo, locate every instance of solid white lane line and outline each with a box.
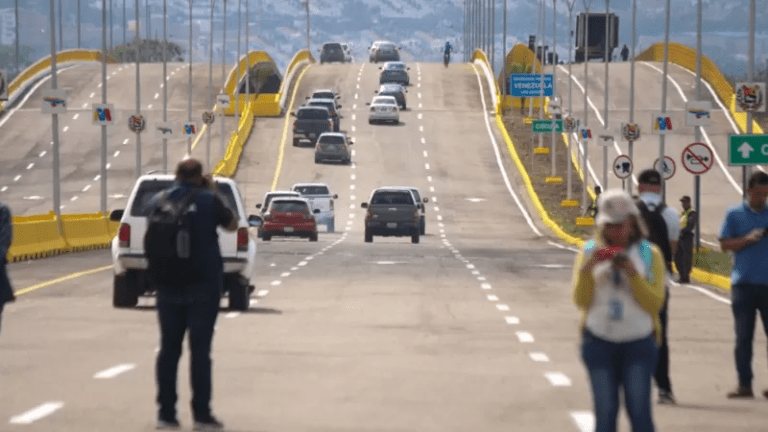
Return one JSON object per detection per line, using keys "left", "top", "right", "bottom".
{"left": 570, "top": 411, "right": 595, "bottom": 432}
{"left": 675, "top": 282, "right": 731, "bottom": 304}
{"left": 530, "top": 352, "right": 550, "bottom": 362}
{"left": 9, "top": 402, "right": 64, "bottom": 424}
{"left": 93, "top": 363, "right": 136, "bottom": 379}
{"left": 545, "top": 372, "right": 572, "bottom": 387}
{"left": 516, "top": 331, "right": 534, "bottom": 342}
{"left": 496, "top": 304, "right": 510, "bottom": 311}
{"left": 487, "top": 295, "right": 499, "bottom": 301}
{"left": 504, "top": 316, "right": 520, "bottom": 324}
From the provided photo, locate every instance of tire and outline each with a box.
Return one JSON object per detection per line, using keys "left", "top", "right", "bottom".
{"left": 368, "top": 119, "right": 373, "bottom": 124}
{"left": 420, "top": 217, "right": 425, "bottom": 236}
{"left": 327, "top": 218, "right": 335, "bottom": 233}
{"left": 402, "top": 104, "right": 407, "bottom": 110}
{"left": 262, "top": 234, "right": 271, "bottom": 241}
{"left": 293, "top": 138, "right": 300, "bottom": 147}
{"left": 113, "top": 271, "right": 139, "bottom": 308}
{"left": 315, "top": 156, "right": 321, "bottom": 164}
{"left": 227, "top": 275, "right": 249, "bottom": 311}
{"left": 365, "top": 229, "right": 373, "bottom": 243}
{"left": 411, "top": 233, "right": 420, "bottom": 244}
{"left": 309, "top": 233, "right": 318, "bottom": 242}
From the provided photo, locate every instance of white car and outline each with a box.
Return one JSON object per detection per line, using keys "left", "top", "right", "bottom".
{"left": 367, "top": 95, "right": 400, "bottom": 124}
{"left": 291, "top": 182, "right": 338, "bottom": 232}
{"left": 109, "top": 174, "right": 260, "bottom": 310}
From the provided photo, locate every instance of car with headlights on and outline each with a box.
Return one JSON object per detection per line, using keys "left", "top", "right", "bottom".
{"left": 367, "top": 96, "right": 400, "bottom": 125}
{"left": 315, "top": 132, "right": 353, "bottom": 164}
{"left": 261, "top": 198, "right": 319, "bottom": 242}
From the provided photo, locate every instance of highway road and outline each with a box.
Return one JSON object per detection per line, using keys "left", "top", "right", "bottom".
{"left": 0, "top": 61, "right": 232, "bottom": 216}
{"left": 556, "top": 61, "right": 749, "bottom": 241}
{"left": 0, "top": 60, "right": 765, "bottom": 431}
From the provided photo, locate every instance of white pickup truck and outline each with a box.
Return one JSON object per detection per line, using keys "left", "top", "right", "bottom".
{"left": 291, "top": 183, "right": 338, "bottom": 232}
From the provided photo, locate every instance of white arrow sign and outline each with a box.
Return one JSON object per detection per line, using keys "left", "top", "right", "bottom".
{"left": 739, "top": 142, "right": 755, "bottom": 159}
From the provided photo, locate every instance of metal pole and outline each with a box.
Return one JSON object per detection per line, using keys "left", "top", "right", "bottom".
{"left": 58, "top": 0, "right": 63, "bottom": 51}
{"left": 187, "top": 0, "right": 192, "bottom": 156}
{"left": 551, "top": 0, "right": 558, "bottom": 178}
{"left": 465, "top": 0, "right": 469, "bottom": 62}
{"left": 602, "top": 0, "right": 609, "bottom": 189}
{"left": 491, "top": 0, "right": 495, "bottom": 73}
{"left": 628, "top": 0, "right": 636, "bottom": 195}
{"left": 208, "top": 0, "right": 214, "bottom": 170}
{"left": 236, "top": 0, "right": 241, "bottom": 119}
{"left": 49, "top": 0, "right": 63, "bottom": 230}
{"left": 745, "top": 0, "right": 755, "bottom": 196}
{"left": 305, "top": 0, "right": 310, "bottom": 53}
{"left": 566, "top": 0, "right": 574, "bottom": 201}
{"left": 245, "top": 0, "right": 250, "bottom": 98}
{"left": 123, "top": 0, "right": 126, "bottom": 47}
{"left": 538, "top": 0, "right": 545, "bottom": 149}
{"left": 582, "top": 2, "right": 590, "bottom": 211}
{"left": 146, "top": 0, "right": 150, "bottom": 40}
{"left": 220, "top": 0, "right": 228, "bottom": 158}
{"left": 14, "top": 0, "right": 19, "bottom": 74}
{"left": 134, "top": 0, "right": 141, "bottom": 180}
{"left": 110, "top": 0, "right": 113, "bottom": 52}
{"left": 503, "top": 0, "right": 507, "bottom": 97}
{"left": 77, "top": 0, "right": 81, "bottom": 48}
{"left": 162, "top": 0, "right": 168, "bottom": 171}
{"left": 528, "top": 0, "right": 539, "bottom": 119}
{"left": 659, "top": 0, "right": 670, "bottom": 202}
{"left": 481, "top": 0, "right": 486, "bottom": 54}
{"left": 101, "top": 0, "right": 107, "bottom": 215}
{"left": 694, "top": 0, "right": 702, "bottom": 252}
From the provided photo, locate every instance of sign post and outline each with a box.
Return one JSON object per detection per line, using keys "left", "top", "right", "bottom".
{"left": 613, "top": 155, "right": 633, "bottom": 179}
{"left": 561, "top": 116, "right": 579, "bottom": 207}
{"left": 509, "top": 74, "right": 554, "bottom": 97}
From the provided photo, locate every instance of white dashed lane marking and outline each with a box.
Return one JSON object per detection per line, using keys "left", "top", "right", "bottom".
{"left": 93, "top": 363, "right": 136, "bottom": 379}
{"left": 486, "top": 295, "right": 499, "bottom": 301}
{"left": 9, "top": 402, "right": 64, "bottom": 424}
{"left": 504, "top": 316, "right": 520, "bottom": 324}
{"left": 270, "top": 280, "right": 281, "bottom": 286}
{"left": 72, "top": 114, "right": 79, "bottom": 120}
{"left": 530, "top": 352, "right": 550, "bottom": 362}
{"left": 516, "top": 331, "right": 534, "bottom": 342}
{"left": 570, "top": 411, "right": 595, "bottom": 432}
{"left": 544, "top": 372, "right": 572, "bottom": 387}
{"left": 257, "top": 290, "right": 269, "bottom": 296}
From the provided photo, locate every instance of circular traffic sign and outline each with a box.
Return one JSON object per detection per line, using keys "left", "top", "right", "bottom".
{"left": 653, "top": 156, "right": 676, "bottom": 180}
{"left": 681, "top": 142, "right": 714, "bottom": 175}
{"left": 128, "top": 114, "right": 145, "bottom": 133}
{"left": 563, "top": 116, "right": 578, "bottom": 133}
{"left": 202, "top": 111, "right": 215, "bottom": 125}
{"left": 613, "top": 155, "right": 633, "bottom": 179}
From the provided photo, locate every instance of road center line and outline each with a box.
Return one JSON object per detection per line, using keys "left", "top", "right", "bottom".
{"left": 9, "top": 402, "right": 64, "bottom": 424}
{"left": 516, "top": 331, "right": 534, "bottom": 342}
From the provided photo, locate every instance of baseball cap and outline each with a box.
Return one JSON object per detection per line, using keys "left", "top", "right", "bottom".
{"left": 595, "top": 189, "right": 640, "bottom": 225}
{"left": 638, "top": 169, "right": 662, "bottom": 186}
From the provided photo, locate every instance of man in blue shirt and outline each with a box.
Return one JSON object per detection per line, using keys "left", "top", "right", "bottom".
{"left": 719, "top": 170, "right": 768, "bottom": 399}
{"left": 153, "top": 159, "right": 237, "bottom": 430}
{"left": 444, "top": 41, "right": 452, "bottom": 55}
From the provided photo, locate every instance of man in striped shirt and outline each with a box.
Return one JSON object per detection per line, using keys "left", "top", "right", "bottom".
{"left": 0, "top": 201, "right": 14, "bottom": 334}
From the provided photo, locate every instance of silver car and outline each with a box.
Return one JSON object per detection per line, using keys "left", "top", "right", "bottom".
{"left": 314, "top": 132, "right": 353, "bottom": 164}
{"left": 379, "top": 62, "right": 410, "bottom": 86}
{"left": 370, "top": 41, "right": 400, "bottom": 63}
{"left": 367, "top": 96, "right": 400, "bottom": 124}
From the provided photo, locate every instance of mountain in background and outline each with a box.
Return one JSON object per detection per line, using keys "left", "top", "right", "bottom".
{"left": 1, "top": 0, "right": 766, "bottom": 81}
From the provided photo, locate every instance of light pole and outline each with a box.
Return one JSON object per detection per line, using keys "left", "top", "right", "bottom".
{"left": 14, "top": 0, "right": 19, "bottom": 75}
{"left": 693, "top": 0, "right": 702, "bottom": 251}
{"left": 77, "top": 0, "right": 81, "bottom": 48}
{"left": 628, "top": 0, "right": 636, "bottom": 194}
{"left": 146, "top": 0, "right": 151, "bottom": 40}
{"left": 502, "top": 0, "right": 506, "bottom": 97}
{"left": 220, "top": 0, "right": 228, "bottom": 158}
{"left": 245, "top": 0, "right": 250, "bottom": 99}
{"left": 550, "top": 0, "right": 558, "bottom": 180}
{"left": 601, "top": 0, "right": 610, "bottom": 189}
{"left": 491, "top": 0, "right": 495, "bottom": 73}
{"left": 236, "top": 0, "right": 241, "bottom": 120}
{"left": 109, "top": 0, "right": 113, "bottom": 52}
{"left": 58, "top": 0, "right": 62, "bottom": 51}
{"left": 162, "top": 0, "right": 168, "bottom": 171}
{"left": 659, "top": 0, "right": 671, "bottom": 201}
{"left": 123, "top": 0, "right": 126, "bottom": 47}
{"left": 100, "top": 0, "right": 108, "bottom": 214}
{"left": 207, "top": 0, "right": 215, "bottom": 169}
{"left": 581, "top": 0, "right": 592, "bottom": 211}
{"left": 744, "top": 0, "right": 756, "bottom": 196}
{"left": 304, "top": 0, "right": 310, "bottom": 53}
{"left": 537, "top": 0, "right": 545, "bottom": 149}
{"left": 187, "top": 0, "right": 193, "bottom": 156}
{"left": 48, "top": 0, "right": 63, "bottom": 232}
{"left": 566, "top": 0, "right": 576, "bottom": 201}
{"left": 134, "top": 0, "right": 142, "bottom": 180}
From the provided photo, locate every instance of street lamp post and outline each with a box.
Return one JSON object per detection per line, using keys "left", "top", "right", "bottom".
{"left": 58, "top": 0, "right": 63, "bottom": 51}
{"left": 207, "top": 0, "right": 214, "bottom": 169}
{"left": 566, "top": 0, "right": 575, "bottom": 201}
{"left": 100, "top": 0, "right": 108, "bottom": 214}
{"left": 659, "top": 0, "right": 671, "bottom": 201}
{"left": 220, "top": 0, "right": 228, "bottom": 158}
{"left": 14, "top": 0, "right": 19, "bottom": 75}
{"left": 628, "top": 0, "right": 636, "bottom": 194}
{"left": 550, "top": 0, "right": 558, "bottom": 179}
{"left": 123, "top": 0, "right": 126, "bottom": 47}
{"left": 187, "top": 0, "right": 193, "bottom": 156}
{"left": 581, "top": 0, "right": 592, "bottom": 211}
{"left": 502, "top": 0, "right": 506, "bottom": 98}
{"left": 78, "top": 0, "right": 81, "bottom": 48}
{"left": 601, "top": 0, "right": 610, "bottom": 189}
{"left": 236, "top": 0, "right": 242, "bottom": 120}
{"left": 537, "top": 0, "right": 545, "bottom": 149}
{"left": 693, "top": 0, "right": 702, "bottom": 251}
{"left": 245, "top": 0, "right": 250, "bottom": 99}
{"left": 49, "top": 0, "right": 63, "bottom": 233}
{"left": 304, "top": 0, "right": 310, "bottom": 53}
{"left": 744, "top": 0, "right": 756, "bottom": 195}
{"left": 162, "top": 0, "right": 168, "bottom": 171}
{"left": 134, "top": 0, "right": 142, "bottom": 180}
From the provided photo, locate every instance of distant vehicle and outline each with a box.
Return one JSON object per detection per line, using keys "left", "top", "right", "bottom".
{"left": 368, "top": 41, "right": 383, "bottom": 62}
{"left": 255, "top": 190, "right": 301, "bottom": 238}
{"left": 308, "top": 89, "right": 341, "bottom": 102}
{"left": 575, "top": 12, "right": 619, "bottom": 62}
{"left": 305, "top": 97, "right": 342, "bottom": 132}
{"left": 367, "top": 95, "right": 400, "bottom": 125}
{"left": 341, "top": 43, "right": 353, "bottom": 63}
{"left": 319, "top": 42, "right": 345, "bottom": 64}
{"left": 291, "top": 183, "right": 338, "bottom": 232}
{"left": 260, "top": 197, "right": 319, "bottom": 242}
{"left": 370, "top": 41, "right": 400, "bottom": 63}
{"left": 360, "top": 187, "right": 421, "bottom": 244}
{"left": 291, "top": 106, "right": 334, "bottom": 147}
{"left": 404, "top": 187, "right": 429, "bottom": 235}
{"left": 379, "top": 61, "right": 410, "bottom": 86}
{"left": 314, "top": 132, "right": 353, "bottom": 165}
{"left": 109, "top": 174, "right": 260, "bottom": 310}
{"left": 374, "top": 83, "right": 407, "bottom": 110}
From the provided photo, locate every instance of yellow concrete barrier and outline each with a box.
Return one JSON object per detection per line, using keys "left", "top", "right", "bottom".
{"left": 7, "top": 212, "right": 68, "bottom": 262}
{"left": 213, "top": 102, "right": 255, "bottom": 177}
{"left": 61, "top": 213, "right": 113, "bottom": 251}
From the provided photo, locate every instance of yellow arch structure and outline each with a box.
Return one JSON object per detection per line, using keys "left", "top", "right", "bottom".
{"left": 0, "top": 49, "right": 118, "bottom": 113}
{"left": 222, "top": 50, "right": 283, "bottom": 117}
{"left": 636, "top": 42, "right": 764, "bottom": 134}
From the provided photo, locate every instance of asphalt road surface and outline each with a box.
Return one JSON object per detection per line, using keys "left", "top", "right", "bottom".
{"left": 0, "top": 60, "right": 765, "bottom": 432}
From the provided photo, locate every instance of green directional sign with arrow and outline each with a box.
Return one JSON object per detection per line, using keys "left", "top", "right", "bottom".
{"left": 729, "top": 134, "right": 768, "bottom": 165}
{"left": 532, "top": 119, "right": 563, "bottom": 133}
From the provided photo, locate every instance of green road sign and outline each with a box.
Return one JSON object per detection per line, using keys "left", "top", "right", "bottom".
{"left": 532, "top": 119, "right": 563, "bottom": 133}
{"left": 728, "top": 134, "right": 768, "bottom": 165}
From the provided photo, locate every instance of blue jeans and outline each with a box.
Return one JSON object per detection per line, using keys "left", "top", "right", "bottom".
{"left": 156, "top": 300, "right": 219, "bottom": 420}
{"left": 581, "top": 330, "right": 658, "bottom": 432}
{"left": 731, "top": 284, "right": 768, "bottom": 387}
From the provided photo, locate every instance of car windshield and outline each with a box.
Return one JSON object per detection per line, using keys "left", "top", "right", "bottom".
{"left": 318, "top": 135, "right": 345, "bottom": 145}
{"left": 269, "top": 200, "right": 309, "bottom": 213}
{"left": 385, "top": 63, "right": 406, "bottom": 70}
{"left": 312, "top": 91, "right": 335, "bottom": 99}
{"left": 130, "top": 180, "right": 239, "bottom": 218}
{"left": 380, "top": 43, "right": 396, "bottom": 51}
{"left": 297, "top": 108, "right": 329, "bottom": 119}
{"left": 409, "top": 189, "right": 421, "bottom": 202}
{"left": 308, "top": 101, "right": 335, "bottom": 113}
{"left": 264, "top": 192, "right": 298, "bottom": 208}
{"left": 371, "top": 191, "right": 414, "bottom": 205}
{"left": 323, "top": 43, "right": 342, "bottom": 51}
{"left": 294, "top": 185, "right": 330, "bottom": 195}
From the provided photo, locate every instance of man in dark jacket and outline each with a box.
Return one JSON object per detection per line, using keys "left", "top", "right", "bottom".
{"left": 0, "top": 201, "right": 14, "bottom": 334}
{"left": 152, "top": 159, "right": 237, "bottom": 430}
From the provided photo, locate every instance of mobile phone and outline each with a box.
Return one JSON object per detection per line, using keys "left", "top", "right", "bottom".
{"left": 594, "top": 245, "right": 625, "bottom": 261}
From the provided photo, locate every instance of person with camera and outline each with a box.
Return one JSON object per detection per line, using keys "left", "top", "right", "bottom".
{"left": 719, "top": 171, "right": 768, "bottom": 399}
{"left": 572, "top": 189, "right": 666, "bottom": 432}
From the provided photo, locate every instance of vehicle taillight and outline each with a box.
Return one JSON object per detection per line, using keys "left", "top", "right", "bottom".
{"left": 328, "top": 121, "right": 333, "bottom": 129}
{"left": 264, "top": 213, "right": 273, "bottom": 220}
{"left": 303, "top": 212, "right": 313, "bottom": 220}
{"left": 293, "top": 121, "right": 297, "bottom": 127}
{"left": 237, "top": 227, "right": 248, "bottom": 252}
{"left": 118, "top": 223, "right": 130, "bottom": 248}
{"left": 413, "top": 208, "right": 419, "bottom": 220}
{"left": 366, "top": 209, "right": 372, "bottom": 219}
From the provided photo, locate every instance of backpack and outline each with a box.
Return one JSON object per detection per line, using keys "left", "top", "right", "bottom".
{"left": 144, "top": 188, "right": 199, "bottom": 290}
{"left": 635, "top": 198, "right": 672, "bottom": 270}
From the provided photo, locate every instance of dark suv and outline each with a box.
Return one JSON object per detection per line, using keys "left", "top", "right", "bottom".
{"left": 320, "top": 43, "right": 345, "bottom": 64}
{"left": 375, "top": 84, "right": 407, "bottom": 109}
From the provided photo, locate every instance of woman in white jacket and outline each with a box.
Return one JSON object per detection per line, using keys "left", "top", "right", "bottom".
{"left": 572, "top": 189, "right": 666, "bottom": 432}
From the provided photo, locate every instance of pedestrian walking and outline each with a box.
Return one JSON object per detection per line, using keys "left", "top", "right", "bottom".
{"left": 0, "top": 200, "right": 14, "bottom": 335}
{"left": 719, "top": 171, "right": 768, "bottom": 399}
{"left": 675, "top": 196, "right": 697, "bottom": 284}
{"left": 150, "top": 159, "right": 238, "bottom": 430}
{"left": 635, "top": 169, "right": 680, "bottom": 404}
{"left": 621, "top": 44, "right": 629, "bottom": 62}
{"left": 573, "top": 189, "right": 666, "bottom": 432}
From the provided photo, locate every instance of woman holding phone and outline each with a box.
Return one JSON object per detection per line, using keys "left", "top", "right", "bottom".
{"left": 572, "top": 189, "right": 667, "bottom": 432}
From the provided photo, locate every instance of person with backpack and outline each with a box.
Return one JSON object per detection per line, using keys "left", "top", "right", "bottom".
{"left": 719, "top": 171, "right": 768, "bottom": 399}
{"left": 147, "top": 159, "right": 237, "bottom": 430}
{"left": 635, "top": 169, "right": 680, "bottom": 405}
{"left": 572, "top": 189, "right": 666, "bottom": 432}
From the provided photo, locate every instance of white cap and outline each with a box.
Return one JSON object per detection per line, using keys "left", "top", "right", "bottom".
{"left": 595, "top": 189, "right": 639, "bottom": 225}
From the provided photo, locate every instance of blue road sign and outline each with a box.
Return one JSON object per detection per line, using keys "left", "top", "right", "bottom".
{"left": 509, "top": 74, "right": 554, "bottom": 97}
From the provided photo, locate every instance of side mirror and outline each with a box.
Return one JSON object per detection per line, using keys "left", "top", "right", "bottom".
{"left": 255, "top": 203, "right": 262, "bottom": 209}
{"left": 305, "top": 96, "right": 310, "bottom": 99}
{"left": 333, "top": 194, "right": 339, "bottom": 199}
{"left": 313, "top": 209, "right": 321, "bottom": 214}
{"left": 290, "top": 112, "right": 296, "bottom": 117}
{"left": 247, "top": 215, "right": 263, "bottom": 227}
{"left": 361, "top": 203, "right": 368, "bottom": 209}
{"left": 374, "top": 90, "right": 379, "bottom": 94}
{"left": 423, "top": 198, "right": 429, "bottom": 203}
{"left": 407, "top": 67, "right": 411, "bottom": 70}
{"left": 378, "top": 67, "right": 382, "bottom": 70}
{"left": 365, "top": 102, "right": 371, "bottom": 106}
{"left": 348, "top": 141, "right": 354, "bottom": 145}
{"left": 109, "top": 209, "right": 124, "bottom": 221}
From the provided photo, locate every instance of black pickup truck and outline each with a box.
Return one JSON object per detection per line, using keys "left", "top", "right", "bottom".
{"left": 291, "top": 106, "right": 334, "bottom": 147}
{"left": 361, "top": 187, "right": 421, "bottom": 244}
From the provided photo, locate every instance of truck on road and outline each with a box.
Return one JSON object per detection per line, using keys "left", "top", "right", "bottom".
{"left": 575, "top": 12, "right": 619, "bottom": 63}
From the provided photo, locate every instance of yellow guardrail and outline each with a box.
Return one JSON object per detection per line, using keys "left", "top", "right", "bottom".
{"left": 212, "top": 102, "right": 255, "bottom": 177}
{"left": 0, "top": 49, "right": 118, "bottom": 114}
{"left": 636, "top": 42, "right": 764, "bottom": 135}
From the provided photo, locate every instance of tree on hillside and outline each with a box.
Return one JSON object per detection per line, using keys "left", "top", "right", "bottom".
{"left": 111, "top": 38, "right": 184, "bottom": 63}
